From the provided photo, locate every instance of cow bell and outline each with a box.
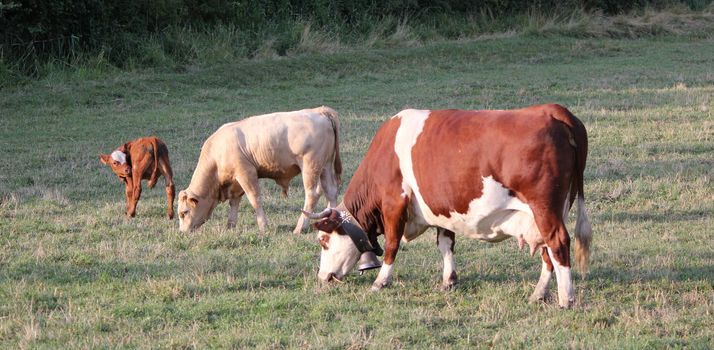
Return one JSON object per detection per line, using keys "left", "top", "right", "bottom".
{"left": 357, "top": 251, "right": 381, "bottom": 275}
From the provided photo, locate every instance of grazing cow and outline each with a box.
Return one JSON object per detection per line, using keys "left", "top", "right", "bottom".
{"left": 177, "top": 106, "right": 342, "bottom": 234}
{"left": 100, "top": 136, "right": 175, "bottom": 219}
{"left": 305, "top": 104, "right": 592, "bottom": 308}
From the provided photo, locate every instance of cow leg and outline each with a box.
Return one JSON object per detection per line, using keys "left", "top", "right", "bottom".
{"left": 547, "top": 244, "right": 574, "bottom": 308}
{"left": 159, "top": 159, "right": 175, "bottom": 220}
{"left": 319, "top": 167, "right": 339, "bottom": 208}
{"left": 436, "top": 228, "right": 457, "bottom": 291}
{"left": 294, "top": 167, "right": 321, "bottom": 234}
{"left": 371, "top": 197, "right": 408, "bottom": 291}
{"left": 532, "top": 201, "right": 574, "bottom": 308}
{"left": 124, "top": 182, "right": 133, "bottom": 217}
{"left": 235, "top": 171, "right": 267, "bottom": 231}
{"left": 529, "top": 247, "right": 554, "bottom": 303}
{"left": 227, "top": 197, "right": 243, "bottom": 229}
{"left": 127, "top": 176, "right": 142, "bottom": 217}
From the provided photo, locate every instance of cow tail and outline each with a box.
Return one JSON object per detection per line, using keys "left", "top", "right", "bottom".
{"left": 562, "top": 108, "right": 592, "bottom": 276}
{"left": 573, "top": 153, "right": 592, "bottom": 276}
{"left": 148, "top": 137, "right": 160, "bottom": 189}
{"left": 322, "top": 106, "right": 342, "bottom": 187}
{"left": 550, "top": 104, "right": 592, "bottom": 275}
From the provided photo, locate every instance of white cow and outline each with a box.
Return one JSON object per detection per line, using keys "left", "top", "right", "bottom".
{"left": 178, "top": 106, "right": 341, "bottom": 234}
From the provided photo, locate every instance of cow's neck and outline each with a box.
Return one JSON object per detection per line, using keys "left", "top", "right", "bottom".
{"left": 187, "top": 158, "right": 220, "bottom": 199}
{"left": 335, "top": 202, "right": 363, "bottom": 231}
{"left": 336, "top": 201, "right": 384, "bottom": 256}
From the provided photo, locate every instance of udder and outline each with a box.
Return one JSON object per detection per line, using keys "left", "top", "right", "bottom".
{"left": 489, "top": 209, "right": 543, "bottom": 255}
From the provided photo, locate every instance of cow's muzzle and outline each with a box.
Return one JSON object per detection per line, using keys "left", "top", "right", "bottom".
{"left": 321, "top": 272, "right": 343, "bottom": 283}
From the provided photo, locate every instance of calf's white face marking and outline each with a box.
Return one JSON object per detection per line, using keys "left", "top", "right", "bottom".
{"left": 111, "top": 150, "right": 127, "bottom": 164}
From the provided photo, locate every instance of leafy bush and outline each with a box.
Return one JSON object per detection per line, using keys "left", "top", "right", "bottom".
{"left": 0, "top": 0, "right": 711, "bottom": 76}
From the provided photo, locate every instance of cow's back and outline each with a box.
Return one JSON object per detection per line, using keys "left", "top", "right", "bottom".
{"left": 403, "top": 107, "right": 575, "bottom": 216}
{"left": 205, "top": 108, "right": 337, "bottom": 180}
{"left": 347, "top": 105, "right": 580, "bottom": 241}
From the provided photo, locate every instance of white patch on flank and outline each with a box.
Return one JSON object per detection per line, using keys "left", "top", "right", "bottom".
{"left": 392, "top": 109, "right": 540, "bottom": 245}
{"left": 111, "top": 150, "right": 127, "bottom": 164}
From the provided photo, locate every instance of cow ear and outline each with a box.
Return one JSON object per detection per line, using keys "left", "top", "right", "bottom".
{"left": 118, "top": 143, "right": 129, "bottom": 153}
{"left": 314, "top": 219, "right": 339, "bottom": 233}
{"left": 99, "top": 154, "right": 110, "bottom": 164}
{"left": 179, "top": 190, "right": 199, "bottom": 208}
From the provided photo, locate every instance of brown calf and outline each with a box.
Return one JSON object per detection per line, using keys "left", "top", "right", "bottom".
{"left": 100, "top": 136, "right": 175, "bottom": 219}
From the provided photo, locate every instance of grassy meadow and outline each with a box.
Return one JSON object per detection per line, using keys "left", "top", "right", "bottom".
{"left": 1, "top": 26, "right": 713, "bottom": 348}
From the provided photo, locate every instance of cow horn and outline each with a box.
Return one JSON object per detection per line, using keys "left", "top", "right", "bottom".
{"left": 301, "top": 208, "right": 333, "bottom": 220}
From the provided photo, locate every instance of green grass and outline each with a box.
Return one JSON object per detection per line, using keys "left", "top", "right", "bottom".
{"left": 1, "top": 33, "right": 713, "bottom": 348}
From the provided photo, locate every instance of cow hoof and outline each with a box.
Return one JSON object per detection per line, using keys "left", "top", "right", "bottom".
{"left": 227, "top": 223, "right": 236, "bottom": 229}
{"left": 440, "top": 271, "right": 457, "bottom": 291}
{"left": 440, "top": 283, "right": 456, "bottom": 292}
{"left": 370, "top": 282, "right": 388, "bottom": 291}
{"left": 528, "top": 293, "right": 548, "bottom": 304}
{"left": 558, "top": 299, "right": 575, "bottom": 309}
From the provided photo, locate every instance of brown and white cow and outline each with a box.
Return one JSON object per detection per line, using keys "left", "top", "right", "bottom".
{"left": 305, "top": 104, "right": 592, "bottom": 308}
{"left": 100, "top": 136, "right": 175, "bottom": 219}
{"left": 178, "top": 106, "right": 341, "bottom": 234}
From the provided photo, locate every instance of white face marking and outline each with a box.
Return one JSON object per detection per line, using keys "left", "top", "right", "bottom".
{"left": 317, "top": 231, "right": 361, "bottom": 281}
{"left": 110, "top": 150, "right": 127, "bottom": 164}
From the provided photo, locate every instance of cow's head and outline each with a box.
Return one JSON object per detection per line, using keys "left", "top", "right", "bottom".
{"left": 304, "top": 208, "right": 381, "bottom": 283}
{"left": 99, "top": 146, "right": 132, "bottom": 179}
{"left": 177, "top": 189, "right": 217, "bottom": 232}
